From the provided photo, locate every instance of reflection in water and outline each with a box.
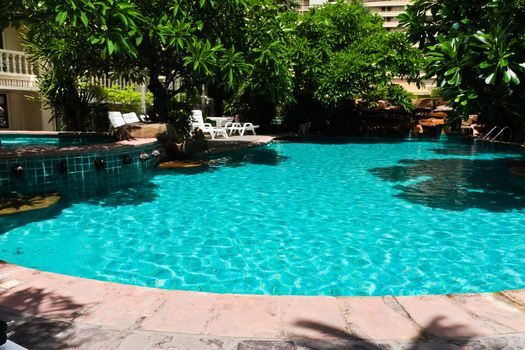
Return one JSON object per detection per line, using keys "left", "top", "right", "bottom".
{"left": 215, "top": 148, "right": 289, "bottom": 167}
{"left": 159, "top": 148, "right": 289, "bottom": 176}
{"left": 82, "top": 182, "right": 159, "bottom": 207}
{"left": 430, "top": 142, "right": 524, "bottom": 157}
{"left": 370, "top": 157, "right": 525, "bottom": 212}
{"left": 0, "top": 199, "right": 66, "bottom": 235}
{"left": 0, "top": 182, "right": 160, "bottom": 235}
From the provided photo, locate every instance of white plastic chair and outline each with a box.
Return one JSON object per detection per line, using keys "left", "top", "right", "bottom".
{"left": 191, "top": 110, "right": 216, "bottom": 139}
{"left": 191, "top": 110, "right": 229, "bottom": 139}
{"left": 108, "top": 111, "right": 126, "bottom": 130}
{"left": 213, "top": 127, "right": 229, "bottom": 139}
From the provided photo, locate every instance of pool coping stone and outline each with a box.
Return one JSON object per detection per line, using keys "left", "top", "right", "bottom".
{"left": 1, "top": 261, "right": 524, "bottom": 349}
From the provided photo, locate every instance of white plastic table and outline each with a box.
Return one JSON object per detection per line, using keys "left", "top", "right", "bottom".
{"left": 207, "top": 117, "right": 232, "bottom": 128}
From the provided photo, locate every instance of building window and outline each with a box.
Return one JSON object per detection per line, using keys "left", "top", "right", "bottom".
{"left": 0, "top": 94, "right": 8, "bottom": 128}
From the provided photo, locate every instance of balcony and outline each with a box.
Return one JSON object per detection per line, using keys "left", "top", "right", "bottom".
{"left": 0, "top": 49, "right": 37, "bottom": 91}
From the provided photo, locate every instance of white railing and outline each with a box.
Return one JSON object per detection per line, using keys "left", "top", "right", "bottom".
{"left": 89, "top": 74, "right": 134, "bottom": 89}
{"left": 0, "top": 49, "right": 35, "bottom": 76}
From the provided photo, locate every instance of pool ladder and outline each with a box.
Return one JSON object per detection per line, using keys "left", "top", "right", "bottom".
{"left": 481, "top": 126, "right": 511, "bottom": 142}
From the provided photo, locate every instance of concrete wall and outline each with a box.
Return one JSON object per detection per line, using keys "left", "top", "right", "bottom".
{"left": 2, "top": 27, "right": 23, "bottom": 51}
{"left": 0, "top": 27, "right": 54, "bottom": 131}
{"left": 1, "top": 91, "right": 54, "bottom": 131}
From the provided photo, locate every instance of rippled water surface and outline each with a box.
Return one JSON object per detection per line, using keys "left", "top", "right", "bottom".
{"left": 1, "top": 139, "right": 525, "bottom": 296}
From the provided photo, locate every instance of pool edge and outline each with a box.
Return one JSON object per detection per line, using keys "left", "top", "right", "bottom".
{"left": 1, "top": 260, "right": 524, "bottom": 346}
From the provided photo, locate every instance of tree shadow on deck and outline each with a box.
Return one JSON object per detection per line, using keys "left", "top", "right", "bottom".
{"left": 0, "top": 283, "right": 87, "bottom": 349}
{"left": 369, "top": 157, "right": 525, "bottom": 212}
{"left": 239, "top": 316, "right": 518, "bottom": 349}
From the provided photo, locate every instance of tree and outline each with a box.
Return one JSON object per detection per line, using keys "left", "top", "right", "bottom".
{"left": 399, "top": 0, "right": 525, "bottom": 130}
{"left": 283, "top": 1, "right": 422, "bottom": 128}
{"left": 2, "top": 0, "right": 294, "bottom": 129}
{"left": 0, "top": 0, "right": 143, "bottom": 58}
{"left": 218, "top": 3, "right": 296, "bottom": 129}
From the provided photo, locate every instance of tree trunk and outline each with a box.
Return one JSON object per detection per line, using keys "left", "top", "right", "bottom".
{"left": 148, "top": 74, "right": 169, "bottom": 122}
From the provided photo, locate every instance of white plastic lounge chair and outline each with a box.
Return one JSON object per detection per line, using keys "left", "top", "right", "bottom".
{"left": 241, "top": 122, "right": 259, "bottom": 136}
{"left": 225, "top": 122, "right": 244, "bottom": 136}
{"left": 122, "top": 112, "right": 141, "bottom": 124}
{"left": 108, "top": 111, "right": 126, "bottom": 130}
{"left": 191, "top": 110, "right": 216, "bottom": 139}
{"left": 139, "top": 114, "right": 151, "bottom": 123}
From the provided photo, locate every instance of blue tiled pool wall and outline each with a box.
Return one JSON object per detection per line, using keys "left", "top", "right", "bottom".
{"left": 0, "top": 143, "right": 162, "bottom": 198}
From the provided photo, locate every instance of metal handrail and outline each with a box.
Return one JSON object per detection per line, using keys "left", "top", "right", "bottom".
{"left": 490, "top": 126, "right": 510, "bottom": 142}
{"left": 481, "top": 126, "right": 499, "bottom": 141}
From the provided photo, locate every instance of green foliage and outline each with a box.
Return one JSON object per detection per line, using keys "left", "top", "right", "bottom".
{"left": 10, "top": 0, "right": 422, "bottom": 135}
{"left": 14, "top": 0, "right": 295, "bottom": 128}
{"left": 290, "top": 2, "right": 422, "bottom": 112}
{"left": 166, "top": 97, "right": 192, "bottom": 140}
{"left": 400, "top": 0, "right": 525, "bottom": 123}
{"left": 101, "top": 85, "right": 153, "bottom": 112}
{"left": 1, "top": 0, "right": 142, "bottom": 58}
{"left": 219, "top": 1, "right": 296, "bottom": 127}
{"left": 36, "top": 70, "right": 107, "bottom": 131}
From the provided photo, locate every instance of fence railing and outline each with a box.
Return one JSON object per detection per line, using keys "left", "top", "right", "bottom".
{"left": 89, "top": 74, "right": 135, "bottom": 89}
{"left": 0, "top": 49, "right": 35, "bottom": 76}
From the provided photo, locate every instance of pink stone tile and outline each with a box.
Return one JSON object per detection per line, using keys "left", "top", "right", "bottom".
{"left": 0, "top": 270, "right": 90, "bottom": 319}
{"left": 59, "top": 278, "right": 113, "bottom": 306}
{"left": 139, "top": 291, "right": 219, "bottom": 334}
{"left": 0, "top": 284, "right": 84, "bottom": 319}
{"left": 0, "top": 264, "right": 36, "bottom": 283}
{"left": 502, "top": 290, "right": 525, "bottom": 308}
{"left": 396, "top": 295, "right": 494, "bottom": 338}
{"left": 205, "top": 294, "right": 281, "bottom": 338}
{"left": 0, "top": 279, "right": 23, "bottom": 290}
{"left": 77, "top": 284, "right": 167, "bottom": 329}
{"left": 279, "top": 296, "right": 350, "bottom": 340}
{"left": 340, "top": 296, "right": 420, "bottom": 340}
{"left": 450, "top": 294, "right": 525, "bottom": 333}
{"left": 0, "top": 262, "right": 22, "bottom": 275}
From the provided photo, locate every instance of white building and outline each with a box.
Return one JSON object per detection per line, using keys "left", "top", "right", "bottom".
{"left": 0, "top": 26, "right": 54, "bottom": 130}
{"left": 299, "top": 0, "right": 410, "bottom": 30}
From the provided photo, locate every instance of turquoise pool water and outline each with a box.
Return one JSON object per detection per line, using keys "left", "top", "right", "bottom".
{"left": 1, "top": 139, "right": 524, "bottom": 296}
{"left": 0, "top": 135, "right": 113, "bottom": 149}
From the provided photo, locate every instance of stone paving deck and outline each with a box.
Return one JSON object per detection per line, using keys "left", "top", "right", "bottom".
{"left": 206, "top": 136, "right": 275, "bottom": 155}
{"left": 1, "top": 262, "right": 524, "bottom": 349}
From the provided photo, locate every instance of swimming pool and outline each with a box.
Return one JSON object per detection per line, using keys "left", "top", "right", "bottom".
{"left": 1, "top": 139, "right": 524, "bottom": 296}
{"left": 0, "top": 134, "right": 114, "bottom": 149}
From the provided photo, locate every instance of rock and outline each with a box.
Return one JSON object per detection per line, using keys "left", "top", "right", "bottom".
{"left": 158, "top": 160, "right": 209, "bottom": 169}
{"left": 0, "top": 193, "right": 61, "bottom": 216}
